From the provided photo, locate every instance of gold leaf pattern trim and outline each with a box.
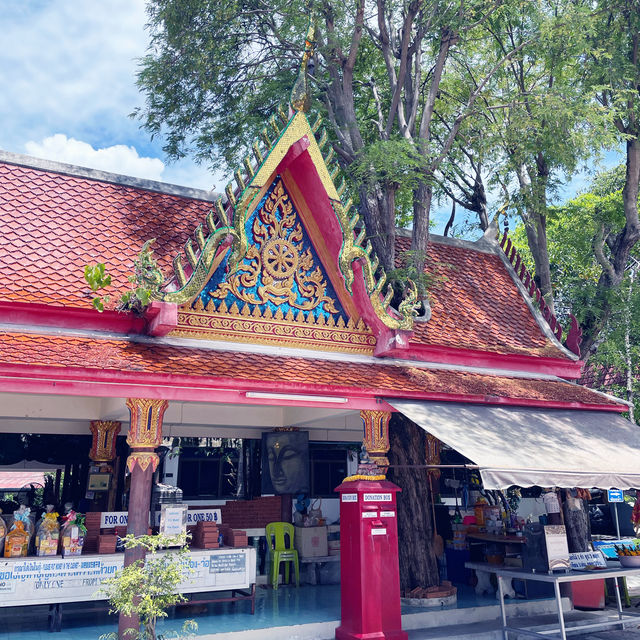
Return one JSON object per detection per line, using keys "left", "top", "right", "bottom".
{"left": 173, "top": 308, "right": 376, "bottom": 354}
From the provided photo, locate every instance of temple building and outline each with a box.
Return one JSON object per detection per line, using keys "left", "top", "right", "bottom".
{"left": 1, "top": 96, "right": 640, "bottom": 638}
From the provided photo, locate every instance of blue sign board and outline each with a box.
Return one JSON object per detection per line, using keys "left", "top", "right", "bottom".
{"left": 608, "top": 489, "right": 624, "bottom": 503}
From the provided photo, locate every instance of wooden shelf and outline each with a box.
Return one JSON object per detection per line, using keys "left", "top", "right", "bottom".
{"left": 467, "top": 533, "right": 525, "bottom": 544}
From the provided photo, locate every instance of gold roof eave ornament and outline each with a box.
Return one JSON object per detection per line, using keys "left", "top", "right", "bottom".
{"left": 332, "top": 199, "right": 419, "bottom": 332}
{"left": 290, "top": 15, "right": 316, "bottom": 114}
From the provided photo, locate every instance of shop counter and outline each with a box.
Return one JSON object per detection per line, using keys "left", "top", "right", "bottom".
{"left": 467, "top": 533, "right": 526, "bottom": 545}
{"left": 0, "top": 547, "right": 257, "bottom": 630}
{"left": 466, "top": 561, "right": 640, "bottom": 640}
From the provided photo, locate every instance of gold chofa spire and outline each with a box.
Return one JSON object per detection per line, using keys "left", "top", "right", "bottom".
{"left": 290, "top": 17, "right": 316, "bottom": 113}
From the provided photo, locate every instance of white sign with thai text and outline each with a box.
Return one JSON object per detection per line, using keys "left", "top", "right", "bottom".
{"left": 569, "top": 551, "right": 607, "bottom": 570}
{"left": 362, "top": 512, "right": 378, "bottom": 518}
{"left": 363, "top": 493, "right": 392, "bottom": 502}
{"left": 0, "top": 548, "right": 256, "bottom": 607}
{"left": 341, "top": 494, "right": 358, "bottom": 502}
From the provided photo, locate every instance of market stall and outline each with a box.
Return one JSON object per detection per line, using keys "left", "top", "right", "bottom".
{"left": 386, "top": 401, "right": 640, "bottom": 490}
{"left": 466, "top": 562, "right": 640, "bottom": 640}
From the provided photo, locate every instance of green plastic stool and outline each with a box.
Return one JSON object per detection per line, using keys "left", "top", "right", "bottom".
{"left": 266, "top": 522, "right": 300, "bottom": 589}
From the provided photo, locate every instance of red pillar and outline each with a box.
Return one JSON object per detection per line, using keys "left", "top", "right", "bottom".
{"left": 118, "top": 398, "right": 168, "bottom": 639}
{"left": 333, "top": 410, "right": 407, "bottom": 640}
{"left": 335, "top": 479, "right": 406, "bottom": 640}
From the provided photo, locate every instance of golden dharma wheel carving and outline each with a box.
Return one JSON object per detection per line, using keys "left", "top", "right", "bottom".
{"left": 262, "top": 238, "right": 298, "bottom": 279}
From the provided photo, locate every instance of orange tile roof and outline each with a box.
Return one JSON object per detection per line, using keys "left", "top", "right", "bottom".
{"left": 397, "top": 236, "right": 565, "bottom": 358}
{"left": 0, "top": 158, "right": 566, "bottom": 360}
{"left": 0, "top": 160, "right": 214, "bottom": 307}
{"left": 581, "top": 363, "right": 630, "bottom": 389}
{"left": 0, "top": 330, "right": 617, "bottom": 407}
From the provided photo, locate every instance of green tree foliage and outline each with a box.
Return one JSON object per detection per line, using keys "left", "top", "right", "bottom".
{"left": 474, "top": 1, "right": 614, "bottom": 312}
{"left": 441, "top": 0, "right": 640, "bottom": 355}
{"left": 135, "top": 0, "right": 537, "bottom": 285}
{"left": 576, "top": 0, "right": 640, "bottom": 354}
{"left": 511, "top": 165, "right": 640, "bottom": 419}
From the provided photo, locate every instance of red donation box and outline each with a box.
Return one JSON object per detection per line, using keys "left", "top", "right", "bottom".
{"left": 335, "top": 479, "right": 407, "bottom": 640}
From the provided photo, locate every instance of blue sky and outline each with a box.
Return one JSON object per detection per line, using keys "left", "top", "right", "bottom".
{"left": 0, "top": 1, "right": 624, "bottom": 235}
{"left": 0, "top": 0, "right": 220, "bottom": 191}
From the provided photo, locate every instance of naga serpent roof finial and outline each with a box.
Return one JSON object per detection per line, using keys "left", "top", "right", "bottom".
{"left": 290, "top": 14, "right": 316, "bottom": 113}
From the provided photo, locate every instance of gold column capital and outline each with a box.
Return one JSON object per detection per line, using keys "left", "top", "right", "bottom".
{"left": 125, "top": 398, "right": 169, "bottom": 473}
{"left": 89, "top": 420, "right": 121, "bottom": 462}
{"left": 360, "top": 410, "right": 392, "bottom": 474}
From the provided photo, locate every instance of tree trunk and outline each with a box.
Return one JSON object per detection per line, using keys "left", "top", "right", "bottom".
{"left": 411, "top": 180, "right": 433, "bottom": 297}
{"left": 620, "top": 137, "right": 640, "bottom": 268}
{"left": 625, "top": 268, "right": 636, "bottom": 423}
{"left": 358, "top": 182, "right": 397, "bottom": 272}
{"left": 523, "top": 157, "right": 555, "bottom": 313}
{"left": 387, "top": 413, "right": 440, "bottom": 591}
{"left": 562, "top": 492, "right": 591, "bottom": 553}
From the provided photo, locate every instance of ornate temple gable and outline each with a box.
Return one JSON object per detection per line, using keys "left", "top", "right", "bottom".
{"left": 172, "top": 176, "right": 377, "bottom": 353}
{"left": 158, "top": 107, "right": 417, "bottom": 354}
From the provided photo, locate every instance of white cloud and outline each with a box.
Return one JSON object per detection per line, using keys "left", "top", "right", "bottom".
{"left": 1, "top": 2, "right": 227, "bottom": 193}
{"left": 161, "top": 162, "right": 223, "bottom": 193}
{"left": 25, "top": 134, "right": 166, "bottom": 181}
{"left": 0, "top": 1, "right": 148, "bottom": 150}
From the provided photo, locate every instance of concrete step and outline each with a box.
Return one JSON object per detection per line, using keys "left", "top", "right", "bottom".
{"left": 407, "top": 609, "right": 640, "bottom": 640}
{"left": 401, "top": 597, "right": 571, "bottom": 632}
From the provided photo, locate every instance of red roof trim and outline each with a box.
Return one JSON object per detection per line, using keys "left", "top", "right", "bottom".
{"left": 0, "top": 301, "right": 579, "bottom": 379}
{"left": 0, "top": 362, "right": 625, "bottom": 413}
{"left": 0, "top": 301, "right": 146, "bottom": 334}
{"left": 0, "top": 300, "right": 179, "bottom": 337}
{"left": 384, "top": 343, "right": 583, "bottom": 379}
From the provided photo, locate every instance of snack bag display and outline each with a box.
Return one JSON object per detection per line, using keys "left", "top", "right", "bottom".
{"left": 4, "top": 520, "right": 29, "bottom": 557}
{"left": 36, "top": 511, "right": 60, "bottom": 556}
{"left": 60, "top": 511, "right": 86, "bottom": 557}
{"left": 0, "top": 511, "right": 6, "bottom": 552}
{"left": 4, "top": 507, "right": 32, "bottom": 557}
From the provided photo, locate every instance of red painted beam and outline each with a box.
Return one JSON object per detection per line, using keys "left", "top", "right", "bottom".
{"left": 0, "top": 362, "right": 625, "bottom": 413}
{"left": 0, "top": 300, "right": 179, "bottom": 337}
{"left": 0, "top": 300, "right": 146, "bottom": 334}
{"left": 387, "top": 343, "right": 584, "bottom": 379}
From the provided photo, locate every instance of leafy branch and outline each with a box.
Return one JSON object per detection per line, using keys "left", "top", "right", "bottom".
{"left": 84, "top": 240, "right": 165, "bottom": 315}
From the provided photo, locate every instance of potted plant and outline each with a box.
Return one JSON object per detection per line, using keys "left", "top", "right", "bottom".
{"left": 100, "top": 532, "right": 197, "bottom": 640}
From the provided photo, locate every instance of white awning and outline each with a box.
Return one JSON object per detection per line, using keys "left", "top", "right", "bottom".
{"left": 387, "top": 400, "right": 640, "bottom": 490}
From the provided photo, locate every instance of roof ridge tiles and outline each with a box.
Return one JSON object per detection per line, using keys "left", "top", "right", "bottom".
{"left": 0, "top": 149, "right": 220, "bottom": 202}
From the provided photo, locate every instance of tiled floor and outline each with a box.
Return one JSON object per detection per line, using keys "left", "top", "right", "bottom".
{"left": 0, "top": 582, "right": 541, "bottom": 639}
{"left": 0, "top": 585, "right": 340, "bottom": 639}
